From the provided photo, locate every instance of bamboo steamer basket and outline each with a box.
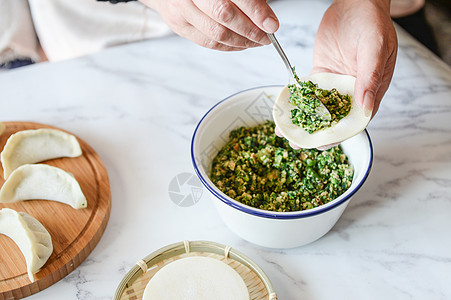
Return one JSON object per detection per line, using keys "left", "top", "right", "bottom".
{"left": 114, "top": 240, "right": 277, "bottom": 300}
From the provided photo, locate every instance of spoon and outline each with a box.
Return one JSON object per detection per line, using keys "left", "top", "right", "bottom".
{"left": 267, "top": 33, "right": 331, "bottom": 121}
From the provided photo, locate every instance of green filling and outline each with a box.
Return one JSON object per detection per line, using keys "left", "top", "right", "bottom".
{"left": 210, "top": 121, "right": 354, "bottom": 212}
{"left": 289, "top": 80, "right": 352, "bottom": 133}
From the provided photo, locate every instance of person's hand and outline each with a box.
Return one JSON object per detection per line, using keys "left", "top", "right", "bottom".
{"left": 139, "top": 0, "right": 279, "bottom": 51}
{"left": 312, "top": 0, "right": 397, "bottom": 118}
{"left": 277, "top": 0, "right": 397, "bottom": 150}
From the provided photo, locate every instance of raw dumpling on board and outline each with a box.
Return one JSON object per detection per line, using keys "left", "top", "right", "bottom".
{"left": 0, "top": 164, "right": 87, "bottom": 209}
{"left": 0, "top": 208, "right": 53, "bottom": 282}
{"left": 1, "top": 128, "right": 82, "bottom": 179}
{"left": 142, "top": 256, "right": 250, "bottom": 300}
{"left": 273, "top": 72, "right": 371, "bottom": 149}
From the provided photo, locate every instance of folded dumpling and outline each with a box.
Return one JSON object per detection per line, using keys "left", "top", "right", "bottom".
{"left": 0, "top": 208, "right": 53, "bottom": 282}
{"left": 0, "top": 164, "right": 87, "bottom": 209}
{"left": 1, "top": 128, "right": 82, "bottom": 179}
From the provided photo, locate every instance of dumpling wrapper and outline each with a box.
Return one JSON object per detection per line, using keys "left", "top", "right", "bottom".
{"left": 273, "top": 72, "right": 371, "bottom": 149}
{"left": 0, "top": 122, "right": 5, "bottom": 136}
{"left": 142, "top": 256, "right": 249, "bottom": 300}
{"left": 1, "top": 128, "right": 82, "bottom": 179}
{"left": 0, "top": 164, "right": 87, "bottom": 209}
{"left": 0, "top": 208, "right": 53, "bottom": 282}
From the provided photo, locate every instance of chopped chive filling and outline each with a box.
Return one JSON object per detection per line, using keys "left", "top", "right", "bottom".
{"left": 210, "top": 121, "right": 354, "bottom": 212}
{"left": 289, "top": 80, "right": 352, "bottom": 133}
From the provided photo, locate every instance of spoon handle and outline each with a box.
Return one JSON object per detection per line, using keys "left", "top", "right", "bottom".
{"left": 267, "top": 33, "right": 296, "bottom": 81}
{"left": 267, "top": 33, "right": 332, "bottom": 121}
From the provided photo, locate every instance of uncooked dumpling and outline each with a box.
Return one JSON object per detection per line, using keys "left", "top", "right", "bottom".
{"left": 0, "top": 208, "right": 53, "bottom": 282}
{"left": 142, "top": 256, "right": 249, "bottom": 300}
{"left": 0, "top": 164, "right": 87, "bottom": 209}
{"left": 273, "top": 72, "right": 371, "bottom": 149}
{"left": 1, "top": 128, "right": 82, "bottom": 179}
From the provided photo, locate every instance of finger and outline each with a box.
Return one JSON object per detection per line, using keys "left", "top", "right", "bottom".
{"left": 372, "top": 75, "right": 389, "bottom": 118}
{"left": 371, "top": 49, "right": 397, "bottom": 118}
{"left": 316, "top": 142, "right": 340, "bottom": 151}
{"left": 178, "top": 24, "right": 246, "bottom": 51}
{"left": 289, "top": 141, "right": 302, "bottom": 150}
{"left": 193, "top": 0, "right": 271, "bottom": 45}
{"left": 231, "top": 0, "right": 279, "bottom": 33}
{"left": 183, "top": 1, "right": 263, "bottom": 48}
{"left": 354, "top": 37, "right": 388, "bottom": 117}
{"left": 274, "top": 126, "right": 284, "bottom": 137}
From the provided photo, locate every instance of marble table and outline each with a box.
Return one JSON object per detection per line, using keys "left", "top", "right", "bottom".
{"left": 1, "top": 0, "right": 450, "bottom": 299}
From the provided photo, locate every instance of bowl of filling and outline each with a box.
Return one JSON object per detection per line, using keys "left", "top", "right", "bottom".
{"left": 191, "top": 82, "right": 373, "bottom": 249}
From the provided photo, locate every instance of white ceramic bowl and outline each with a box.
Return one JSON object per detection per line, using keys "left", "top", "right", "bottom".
{"left": 191, "top": 86, "right": 373, "bottom": 248}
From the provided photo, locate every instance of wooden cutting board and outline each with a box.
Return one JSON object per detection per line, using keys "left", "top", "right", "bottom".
{"left": 0, "top": 122, "right": 111, "bottom": 300}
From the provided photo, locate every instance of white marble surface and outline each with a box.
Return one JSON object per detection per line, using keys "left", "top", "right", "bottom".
{"left": 1, "top": 0, "right": 451, "bottom": 299}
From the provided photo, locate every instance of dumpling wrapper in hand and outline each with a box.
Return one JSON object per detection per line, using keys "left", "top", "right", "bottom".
{"left": 0, "top": 208, "right": 53, "bottom": 282}
{"left": 0, "top": 164, "right": 87, "bottom": 209}
{"left": 142, "top": 256, "right": 249, "bottom": 300}
{"left": 273, "top": 72, "right": 371, "bottom": 149}
{"left": 1, "top": 128, "right": 82, "bottom": 179}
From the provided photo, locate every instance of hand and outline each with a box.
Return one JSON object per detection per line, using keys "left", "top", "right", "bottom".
{"left": 312, "top": 0, "right": 397, "bottom": 118}
{"left": 140, "top": 0, "right": 279, "bottom": 51}
{"left": 277, "top": 0, "right": 397, "bottom": 150}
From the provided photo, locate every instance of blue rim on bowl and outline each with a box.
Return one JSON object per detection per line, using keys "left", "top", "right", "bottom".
{"left": 191, "top": 86, "right": 373, "bottom": 220}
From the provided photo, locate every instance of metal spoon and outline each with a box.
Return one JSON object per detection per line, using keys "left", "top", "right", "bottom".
{"left": 267, "top": 33, "right": 331, "bottom": 121}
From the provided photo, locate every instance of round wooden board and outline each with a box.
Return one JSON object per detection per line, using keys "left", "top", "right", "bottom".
{"left": 0, "top": 122, "right": 111, "bottom": 300}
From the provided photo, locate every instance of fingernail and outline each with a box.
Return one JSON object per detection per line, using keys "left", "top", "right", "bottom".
{"left": 289, "top": 141, "right": 301, "bottom": 149}
{"left": 260, "top": 36, "right": 271, "bottom": 45}
{"left": 317, "top": 142, "right": 340, "bottom": 151}
{"left": 246, "top": 41, "right": 264, "bottom": 48}
{"left": 363, "top": 91, "right": 374, "bottom": 117}
{"left": 262, "top": 16, "right": 279, "bottom": 33}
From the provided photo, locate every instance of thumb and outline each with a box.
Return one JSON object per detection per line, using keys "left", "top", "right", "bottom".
{"left": 354, "top": 40, "right": 387, "bottom": 118}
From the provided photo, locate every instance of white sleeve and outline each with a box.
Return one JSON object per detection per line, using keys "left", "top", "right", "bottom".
{"left": 0, "top": 0, "right": 41, "bottom": 64}
{"left": 28, "top": 0, "right": 173, "bottom": 62}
